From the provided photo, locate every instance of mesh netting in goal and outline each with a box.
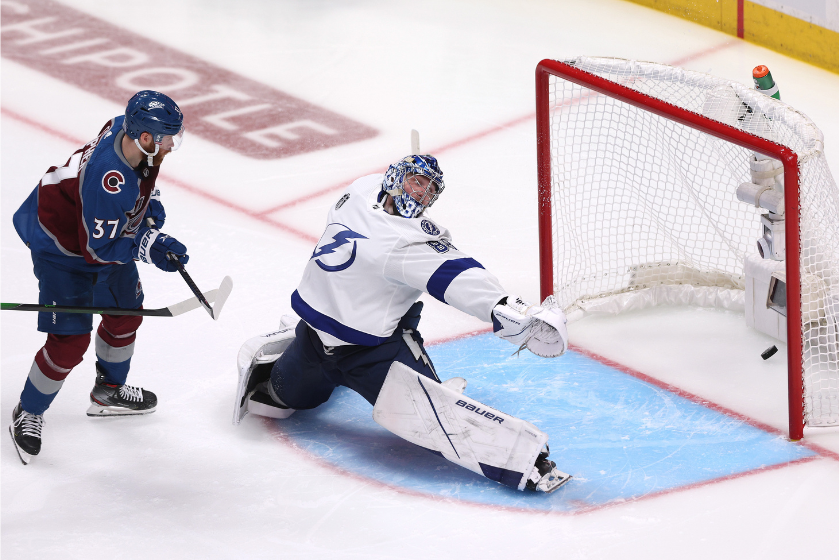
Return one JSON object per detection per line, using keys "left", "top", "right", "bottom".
{"left": 537, "top": 57, "right": 838, "bottom": 432}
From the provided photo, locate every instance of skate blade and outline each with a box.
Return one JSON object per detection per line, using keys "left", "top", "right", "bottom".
{"left": 247, "top": 396, "right": 295, "bottom": 419}
{"left": 86, "top": 403, "right": 156, "bottom": 417}
{"left": 9, "top": 425, "right": 33, "bottom": 465}
{"left": 538, "top": 470, "right": 572, "bottom": 494}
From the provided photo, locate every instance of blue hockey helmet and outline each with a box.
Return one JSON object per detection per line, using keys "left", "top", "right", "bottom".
{"left": 381, "top": 155, "right": 445, "bottom": 218}
{"left": 123, "top": 90, "right": 184, "bottom": 150}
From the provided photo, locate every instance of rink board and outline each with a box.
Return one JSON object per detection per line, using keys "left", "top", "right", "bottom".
{"left": 271, "top": 333, "right": 816, "bottom": 513}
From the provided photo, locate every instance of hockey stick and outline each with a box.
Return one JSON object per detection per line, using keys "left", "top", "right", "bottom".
{"left": 143, "top": 217, "right": 232, "bottom": 321}
{"left": 2, "top": 289, "right": 218, "bottom": 318}
{"left": 411, "top": 129, "right": 420, "bottom": 153}
{"left": 166, "top": 252, "right": 233, "bottom": 321}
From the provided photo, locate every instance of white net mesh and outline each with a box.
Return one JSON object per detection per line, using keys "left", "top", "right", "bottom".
{"left": 545, "top": 56, "right": 838, "bottom": 427}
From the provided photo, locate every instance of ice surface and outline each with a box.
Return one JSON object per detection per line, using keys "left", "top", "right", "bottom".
{"left": 2, "top": 0, "right": 837, "bottom": 558}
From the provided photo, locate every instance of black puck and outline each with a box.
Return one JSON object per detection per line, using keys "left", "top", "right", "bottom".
{"left": 761, "top": 345, "right": 778, "bottom": 360}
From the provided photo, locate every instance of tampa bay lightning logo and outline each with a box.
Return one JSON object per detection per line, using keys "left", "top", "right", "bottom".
{"left": 420, "top": 219, "right": 439, "bottom": 236}
{"left": 311, "top": 223, "right": 368, "bottom": 272}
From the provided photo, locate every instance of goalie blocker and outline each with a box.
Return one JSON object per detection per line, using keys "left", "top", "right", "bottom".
{"left": 373, "top": 362, "right": 571, "bottom": 493}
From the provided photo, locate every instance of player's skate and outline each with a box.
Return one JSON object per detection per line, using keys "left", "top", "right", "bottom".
{"left": 9, "top": 402, "right": 44, "bottom": 465}
{"left": 87, "top": 364, "right": 157, "bottom": 417}
{"left": 526, "top": 445, "right": 571, "bottom": 494}
{"left": 233, "top": 315, "right": 298, "bottom": 424}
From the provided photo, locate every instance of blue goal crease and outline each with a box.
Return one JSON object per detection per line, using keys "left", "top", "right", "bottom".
{"left": 271, "top": 333, "right": 817, "bottom": 513}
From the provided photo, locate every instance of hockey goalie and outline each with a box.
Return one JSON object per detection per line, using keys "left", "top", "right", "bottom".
{"left": 233, "top": 152, "right": 571, "bottom": 494}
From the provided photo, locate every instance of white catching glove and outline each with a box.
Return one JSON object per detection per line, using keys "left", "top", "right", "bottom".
{"left": 492, "top": 295, "right": 568, "bottom": 358}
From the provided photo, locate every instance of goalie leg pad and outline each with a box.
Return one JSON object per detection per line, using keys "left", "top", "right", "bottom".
{"left": 373, "top": 362, "right": 548, "bottom": 490}
{"left": 233, "top": 316, "right": 298, "bottom": 425}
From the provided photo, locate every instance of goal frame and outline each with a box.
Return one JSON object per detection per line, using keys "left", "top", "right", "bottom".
{"left": 535, "top": 58, "right": 805, "bottom": 440}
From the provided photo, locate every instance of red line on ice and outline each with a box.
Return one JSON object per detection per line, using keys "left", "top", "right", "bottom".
{"left": 430, "top": 332, "right": 836, "bottom": 461}
{"left": 569, "top": 343, "right": 838, "bottom": 461}
{"left": 259, "top": 329, "right": 834, "bottom": 517}
{"left": 262, "top": 414, "right": 824, "bottom": 518}
{"left": 259, "top": 40, "right": 740, "bottom": 217}
{"left": 14, "top": 39, "right": 824, "bottom": 511}
{"left": 1, "top": 108, "right": 319, "bottom": 245}
{"left": 5, "top": 39, "right": 739, "bottom": 240}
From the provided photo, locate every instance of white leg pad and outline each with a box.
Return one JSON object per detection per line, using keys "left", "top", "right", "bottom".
{"left": 233, "top": 316, "right": 298, "bottom": 425}
{"left": 373, "top": 362, "right": 547, "bottom": 490}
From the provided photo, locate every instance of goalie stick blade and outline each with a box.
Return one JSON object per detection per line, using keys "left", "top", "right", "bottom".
{"left": 211, "top": 276, "right": 233, "bottom": 321}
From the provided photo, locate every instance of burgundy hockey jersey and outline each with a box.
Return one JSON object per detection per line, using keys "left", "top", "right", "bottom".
{"left": 13, "top": 116, "right": 159, "bottom": 270}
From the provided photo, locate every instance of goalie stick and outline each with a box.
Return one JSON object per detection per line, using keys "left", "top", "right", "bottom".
{"left": 2, "top": 288, "right": 219, "bottom": 317}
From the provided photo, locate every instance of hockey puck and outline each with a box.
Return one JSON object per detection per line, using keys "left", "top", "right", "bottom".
{"left": 761, "top": 345, "right": 778, "bottom": 360}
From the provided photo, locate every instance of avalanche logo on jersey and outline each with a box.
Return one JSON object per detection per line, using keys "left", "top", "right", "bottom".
{"left": 125, "top": 195, "right": 148, "bottom": 234}
{"left": 311, "top": 223, "right": 368, "bottom": 272}
{"left": 102, "top": 170, "right": 125, "bottom": 194}
{"left": 420, "top": 219, "right": 439, "bottom": 236}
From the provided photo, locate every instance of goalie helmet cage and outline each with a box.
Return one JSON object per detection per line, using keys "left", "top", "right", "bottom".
{"left": 535, "top": 57, "right": 838, "bottom": 440}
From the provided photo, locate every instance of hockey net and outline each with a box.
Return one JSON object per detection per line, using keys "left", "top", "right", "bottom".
{"left": 535, "top": 57, "right": 838, "bottom": 439}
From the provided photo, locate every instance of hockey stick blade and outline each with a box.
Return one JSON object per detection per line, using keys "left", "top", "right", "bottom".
{"left": 166, "top": 252, "right": 215, "bottom": 319}
{"left": 210, "top": 276, "right": 233, "bottom": 321}
{"left": 2, "top": 289, "right": 217, "bottom": 318}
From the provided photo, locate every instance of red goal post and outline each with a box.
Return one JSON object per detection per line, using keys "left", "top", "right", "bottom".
{"left": 535, "top": 57, "right": 838, "bottom": 440}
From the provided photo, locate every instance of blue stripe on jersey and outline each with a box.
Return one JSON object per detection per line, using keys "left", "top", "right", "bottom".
{"left": 291, "top": 290, "right": 388, "bottom": 346}
{"left": 426, "top": 258, "right": 484, "bottom": 303}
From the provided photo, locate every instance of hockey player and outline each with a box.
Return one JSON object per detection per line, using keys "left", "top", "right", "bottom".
{"left": 235, "top": 155, "right": 572, "bottom": 493}
{"left": 9, "top": 90, "right": 190, "bottom": 465}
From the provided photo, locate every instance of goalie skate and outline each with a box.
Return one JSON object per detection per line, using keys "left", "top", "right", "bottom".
{"left": 247, "top": 382, "right": 295, "bottom": 420}
{"left": 233, "top": 316, "right": 298, "bottom": 425}
{"left": 526, "top": 446, "right": 572, "bottom": 494}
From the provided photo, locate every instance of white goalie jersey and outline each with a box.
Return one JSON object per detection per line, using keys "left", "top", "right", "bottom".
{"left": 293, "top": 174, "right": 507, "bottom": 347}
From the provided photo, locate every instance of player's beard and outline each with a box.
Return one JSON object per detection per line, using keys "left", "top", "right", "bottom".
{"left": 152, "top": 149, "right": 169, "bottom": 167}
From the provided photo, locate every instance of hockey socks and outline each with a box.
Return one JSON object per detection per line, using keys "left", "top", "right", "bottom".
{"left": 94, "top": 314, "right": 142, "bottom": 385}
{"left": 20, "top": 333, "right": 89, "bottom": 415}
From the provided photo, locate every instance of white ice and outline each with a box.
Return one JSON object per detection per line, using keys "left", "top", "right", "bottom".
{"left": 2, "top": 0, "right": 837, "bottom": 558}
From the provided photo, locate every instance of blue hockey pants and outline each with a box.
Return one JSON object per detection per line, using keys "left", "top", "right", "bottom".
{"left": 270, "top": 301, "right": 440, "bottom": 409}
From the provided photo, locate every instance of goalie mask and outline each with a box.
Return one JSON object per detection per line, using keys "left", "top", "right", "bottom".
{"left": 381, "top": 155, "right": 445, "bottom": 219}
